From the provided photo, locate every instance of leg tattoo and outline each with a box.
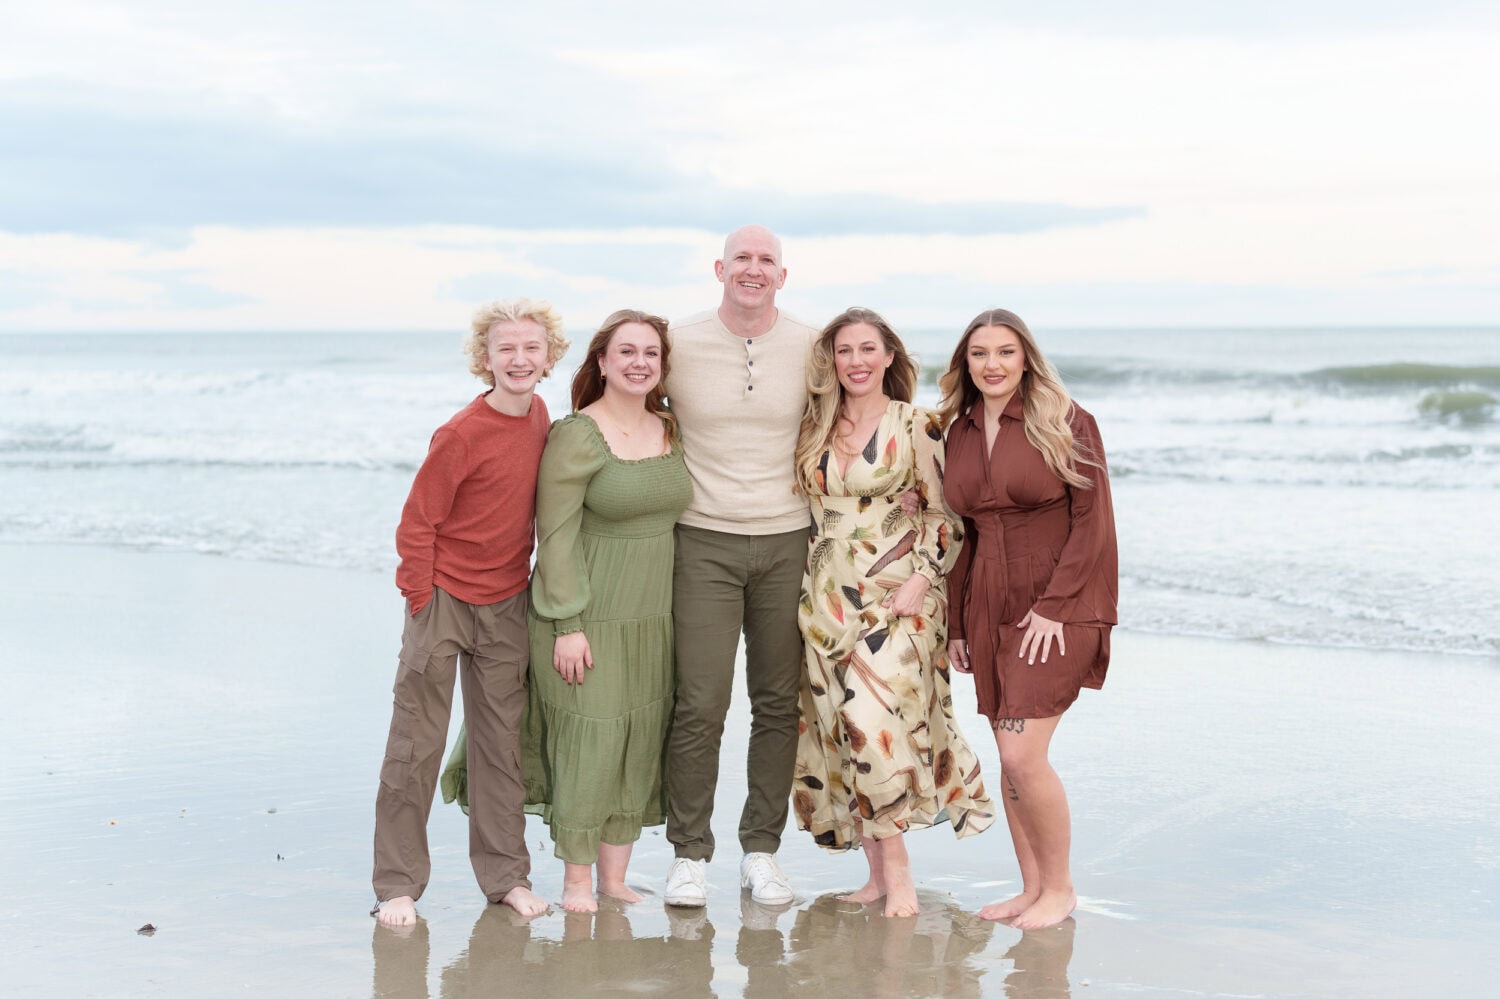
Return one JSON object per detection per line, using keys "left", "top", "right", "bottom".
{"left": 995, "top": 717, "right": 1026, "bottom": 734}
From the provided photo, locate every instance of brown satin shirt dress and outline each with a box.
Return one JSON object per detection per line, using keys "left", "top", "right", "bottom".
{"left": 944, "top": 394, "right": 1119, "bottom": 721}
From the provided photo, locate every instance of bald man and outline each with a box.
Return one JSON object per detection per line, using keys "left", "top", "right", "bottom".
{"left": 661, "top": 225, "right": 818, "bottom": 907}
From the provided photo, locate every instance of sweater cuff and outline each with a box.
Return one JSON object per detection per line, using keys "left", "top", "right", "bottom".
{"left": 403, "top": 586, "right": 434, "bottom": 616}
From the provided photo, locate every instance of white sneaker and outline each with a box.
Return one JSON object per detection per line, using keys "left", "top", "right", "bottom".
{"left": 665, "top": 857, "right": 707, "bottom": 908}
{"left": 739, "top": 852, "right": 794, "bottom": 904}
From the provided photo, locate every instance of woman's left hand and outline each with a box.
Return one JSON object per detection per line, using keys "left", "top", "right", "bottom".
{"left": 1016, "top": 609, "right": 1066, "bottom": 665}
{"left": 883, "top": 574, "right": 931, "bottom": 617}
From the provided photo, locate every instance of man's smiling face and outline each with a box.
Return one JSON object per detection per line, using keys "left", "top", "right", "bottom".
{"left": 715, "top": 226, "right": 786, "bottom": 313}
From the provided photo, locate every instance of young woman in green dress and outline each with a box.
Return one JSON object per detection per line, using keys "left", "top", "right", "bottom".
{"left": 443, "top": 309, "right": 692, "bottom": 913}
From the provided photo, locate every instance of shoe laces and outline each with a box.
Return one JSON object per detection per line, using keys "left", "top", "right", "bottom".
{"left": 745, "top": 854, "right": 785, "bottom": 884}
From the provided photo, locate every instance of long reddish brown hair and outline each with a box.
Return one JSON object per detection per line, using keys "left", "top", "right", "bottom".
{"left": 570, "top": 309, "right": 679, "bottom": 445}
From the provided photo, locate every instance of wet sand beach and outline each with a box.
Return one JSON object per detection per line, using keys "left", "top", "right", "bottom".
{"left": 2, "top": 543, "right": 1497, "bottom": 997}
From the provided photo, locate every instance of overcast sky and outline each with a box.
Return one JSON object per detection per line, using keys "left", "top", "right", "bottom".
{"left": 3, "top": 1, "right": 1498, "bottom": 332}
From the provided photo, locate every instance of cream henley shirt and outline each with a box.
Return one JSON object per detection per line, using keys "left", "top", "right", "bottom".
{"left": 665, "top": 309, "right": 818, "bottom": 535}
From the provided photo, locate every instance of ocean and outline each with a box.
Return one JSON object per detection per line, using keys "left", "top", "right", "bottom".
{"left": 2, "top": 326, "right": 1496, "bottom": 657}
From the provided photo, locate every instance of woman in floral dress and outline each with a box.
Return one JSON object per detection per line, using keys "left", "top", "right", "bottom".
{"left": 792, "top": 307, "right": 995, "bottom": 918}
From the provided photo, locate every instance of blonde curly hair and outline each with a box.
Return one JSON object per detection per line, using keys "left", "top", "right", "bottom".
{"left": 464, "top": 298, "right": 570, "bottom": 386}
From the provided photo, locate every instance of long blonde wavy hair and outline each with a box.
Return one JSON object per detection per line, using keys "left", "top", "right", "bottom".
{"left": 936, "top": 308, "right": 1098, "bottom": 490}
{"left": 794, "top": 307, "right": 918, "bottom": 494}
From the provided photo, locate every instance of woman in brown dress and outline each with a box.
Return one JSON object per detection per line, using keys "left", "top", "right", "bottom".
{"left": 939, "top": 308, "right": 1117, "bottom": 929}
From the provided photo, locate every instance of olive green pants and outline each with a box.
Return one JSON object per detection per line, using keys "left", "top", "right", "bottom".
{"left": 666, "top": 524, "right": 808, "bottom": 861}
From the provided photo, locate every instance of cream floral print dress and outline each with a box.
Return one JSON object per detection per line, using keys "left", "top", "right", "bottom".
{"left": 794, "top": 400, "right": 995, "bottom": 849}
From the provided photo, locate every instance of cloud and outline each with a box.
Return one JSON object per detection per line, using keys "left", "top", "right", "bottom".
{"left": 0, "top": 92, "right": 1135, "bottom": 240}
{"left": 899, "top": 0, "right": 1498, "bottom": 38}
{"left": 3, "top": 3, "right": 1498, "bottom": 327}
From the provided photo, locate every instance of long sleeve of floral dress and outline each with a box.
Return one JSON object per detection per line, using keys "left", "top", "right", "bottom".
{"left": 909, "top": 405, "right": 964, "bottom": 586}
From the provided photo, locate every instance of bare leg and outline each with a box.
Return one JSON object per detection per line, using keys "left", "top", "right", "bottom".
{"left": 562, "top": 862, "right": 598, "bottom": 913}
{"left": 597, "top": 842, "right": 643, "bottom": 903}
{"left": 838, "top": 833, "right": 886, "bottom": 904}
{"left": 879, "top": 835, "right": 919, "bottom": 917}
{"left": 978, "top": 765, "right": 1041, "bottom": 920}
{"left": 990, "top": 714, "right": 1076, "bottom": 929}
{"left": 376, "top": 895, "right": 418, "bottom": 927}
{"left": 499, "top": 885, "right": 549, "bottom": 918}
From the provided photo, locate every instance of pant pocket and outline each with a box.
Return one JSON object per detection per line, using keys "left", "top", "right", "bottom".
{"left": 379, "top": 733, "right": 415, "bottom": 793}
{"left": 397, "top": 643, "right": 431, "bottom": 676}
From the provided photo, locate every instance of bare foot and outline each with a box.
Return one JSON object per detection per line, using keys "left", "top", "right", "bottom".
{"left": 375, "top": 895, "right": 417, "bottom": 927}
{"left": 562, "top": 880, "right": 598, "bottom": 913}
{"left": 599, "top": 881, "right": 643, "bottom": 904}
{"left": 837, "top": 879, "right": 886, "bottom": 904}
{"left": 978, "top": 890, "right": 1039, "bottom": 922}
{"left": 499, "top": 885, "right": 550, "bottom": 919}
{"left": 883, "top": 868, "right": 919, "bottom": 918}
{"left": 1010, "top": 888, "right": 1076, "bottom": 929}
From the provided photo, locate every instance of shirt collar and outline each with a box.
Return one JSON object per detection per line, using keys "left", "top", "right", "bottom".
{"left": 963, "top": 392, "right": 1025, "bottom": 427}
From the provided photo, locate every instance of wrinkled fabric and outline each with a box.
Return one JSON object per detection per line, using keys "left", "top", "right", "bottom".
{"left": 944, "top": 394, "right": 1117, "bottom": 720}
{"left": 794, "top": 402, "right": 995, "bottom": 848}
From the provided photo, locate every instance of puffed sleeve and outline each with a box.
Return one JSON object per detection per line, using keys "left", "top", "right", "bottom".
{"left": 909, "top": 405, "right": 964, "bottom": 585}
{"left": 529, "top": 416, "right": 607, "bottom": 636}
{"left": 1032, "top": 406, "right": 1118, "bottom": 626}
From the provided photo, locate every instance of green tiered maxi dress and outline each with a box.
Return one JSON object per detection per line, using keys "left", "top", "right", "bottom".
{"left": 441, "top": 413, "right": 692, "bottom": 863}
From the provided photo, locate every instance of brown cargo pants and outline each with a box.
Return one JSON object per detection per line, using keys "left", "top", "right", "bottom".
{"left": 372, "top": 587, "right": 531, "bottom": 903}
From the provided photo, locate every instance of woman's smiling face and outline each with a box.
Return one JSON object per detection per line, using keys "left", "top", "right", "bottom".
{"left": 833, "top": 321, "right": 894, "bottom": 399}
{"left": 967, "top": 324, "right": 1026, "bottom": 407}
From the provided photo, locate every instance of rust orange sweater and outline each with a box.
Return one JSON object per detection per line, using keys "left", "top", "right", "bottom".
{"left": 395, "top": 392, "right": 550, "bottom": 614}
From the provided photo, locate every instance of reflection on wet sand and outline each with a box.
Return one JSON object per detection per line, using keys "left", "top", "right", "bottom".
{"left": 776, "top": 893, "right": 997, "bottom": 998}
{"left": 371, "top": 893, "right": 1074, "bottom": 998}
{"left": 371, "top": 919, "right": 429, "bottom": 999}
{"left": 442, "top": 903, "right": 714, "bottom": 998}
{"left": 1001, "top": 918, "right": 1076, "bottom": 998}
{"left": 372, "top": 904, "right": 716, "bottom": 998}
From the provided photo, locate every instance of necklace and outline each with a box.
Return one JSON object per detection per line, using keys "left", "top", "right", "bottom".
{"left": 596, "top": 407, "right": 655, "bottom": 439}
